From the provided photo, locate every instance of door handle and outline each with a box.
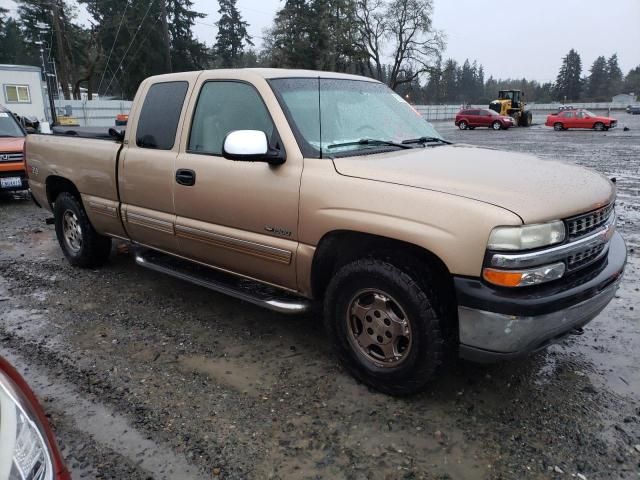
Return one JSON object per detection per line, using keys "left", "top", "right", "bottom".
{"left": 175, "top": 169, "right": 196, "bottom": 186}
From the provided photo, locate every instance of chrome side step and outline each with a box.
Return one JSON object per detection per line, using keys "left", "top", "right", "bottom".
{"left": 134, "top": 249, "right": 311, "bottom": 314}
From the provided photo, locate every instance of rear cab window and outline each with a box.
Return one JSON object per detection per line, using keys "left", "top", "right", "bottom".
{"left": 136, "top": 81, "right": 189, "bottom": 150}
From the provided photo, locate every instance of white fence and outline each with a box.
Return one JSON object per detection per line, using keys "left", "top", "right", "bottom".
{"left": 53, "top": 99, "right": 133, "bottom": 127}
{"left": 415, "top": 102, "right": 630, "bottom": 121}
{"left": 51, "top": 99, "right": 630, "bottom": 126}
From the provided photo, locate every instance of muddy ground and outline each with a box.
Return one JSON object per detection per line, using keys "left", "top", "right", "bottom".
{"left": 1, "top": 112, "right": 639, "bottom": 480}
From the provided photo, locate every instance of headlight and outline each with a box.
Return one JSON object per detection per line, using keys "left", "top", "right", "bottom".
{"left": 488, "top": 220, "right": 565, "bottom": 251}
{"left": 483, "top": 262, "right": 566, "bottom": 287}
{"left": 0, "top": 370, "right": 54, "bottom": 480}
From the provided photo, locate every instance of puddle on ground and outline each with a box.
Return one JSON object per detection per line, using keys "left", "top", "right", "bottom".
{"left": 178, "top": 354, "right": 277, "bottom": 395}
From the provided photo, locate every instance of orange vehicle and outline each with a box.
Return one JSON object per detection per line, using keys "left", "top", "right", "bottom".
{"left": 0, "top": 106, "right": 28, "bottom": 192}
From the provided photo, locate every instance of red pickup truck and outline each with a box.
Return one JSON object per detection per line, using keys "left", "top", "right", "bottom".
{"left": 546, "top": 109, "right": 617, "bottom": 131}
{"left": 0, "top": 106, "right": 28, "bottom": 192}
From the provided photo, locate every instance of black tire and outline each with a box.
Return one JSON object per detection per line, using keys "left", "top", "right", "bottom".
{"left": 491, "top": 121, "right": 502, "bottom": 130}
{"left": 323, "top": 258, "right": 446, "bottom": 396}
{"left": 53, "top": 192, "right": 112, "bottom": 268}
{"left": 468, "top": 126, "right": 476, "bottom": 130}
{"left": 520, "top": 111, "right": 532, "bottom": 127}
{"left": 593, "top": 122, "right": 605, "bottom": 131}
{"left": 458, "top": 120, "right": 468, "bottom": 130}
{"left": 554, "top": 122, "right": 564, "bottom": 131}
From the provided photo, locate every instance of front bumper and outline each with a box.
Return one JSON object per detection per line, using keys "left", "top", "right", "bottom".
{"left": 456, "top": 231, "right": 626, "bottom": 362}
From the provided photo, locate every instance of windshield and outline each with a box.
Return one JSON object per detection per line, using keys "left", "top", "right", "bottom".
{"left": 270, "top": 78, "right": 443, "bottom": 157}
{"left": 0, "top": 112, "right": 24, "bottom": 137}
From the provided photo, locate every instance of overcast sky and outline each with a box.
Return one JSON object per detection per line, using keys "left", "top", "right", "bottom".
{"left": 2, "top": 0, "right": 639, "bottom": 82}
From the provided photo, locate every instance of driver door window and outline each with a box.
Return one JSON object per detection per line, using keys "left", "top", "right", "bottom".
{"left": 188, "top": 82, "right": 275, "bottom": 155}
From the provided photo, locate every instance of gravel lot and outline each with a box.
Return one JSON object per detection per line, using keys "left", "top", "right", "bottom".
{"left": 1, "top": 112, "right": 639, "bottom": 479}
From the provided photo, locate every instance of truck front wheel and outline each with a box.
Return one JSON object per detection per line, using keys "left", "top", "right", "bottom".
{"left": 324, "top": 258, "right": 446, "bottom": 395}
{"left": 53, "top": 192, "right": 112, "bottom": 268}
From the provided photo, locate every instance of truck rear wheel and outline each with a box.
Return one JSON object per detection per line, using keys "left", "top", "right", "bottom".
{"left": 53, "top": 192, "right": 112, "bottom": 268}
{"left": 323, "top": 258, "right": 446, "bottom": 396}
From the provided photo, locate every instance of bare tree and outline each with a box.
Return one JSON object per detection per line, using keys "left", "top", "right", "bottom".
{"left": 355, "top": 0, "right": 444, "bottom": 89}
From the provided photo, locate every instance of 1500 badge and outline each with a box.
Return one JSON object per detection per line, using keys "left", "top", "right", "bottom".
{"left": 264, "top": 225, "right": 292, "bottom": 237}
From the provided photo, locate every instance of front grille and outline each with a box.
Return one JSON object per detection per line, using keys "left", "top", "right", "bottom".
{"left": 567, "top": 243, "right": 606, "bottom": 271}
{"left": 566, "top": 203, "right": 614, "bottom": 239}
{"left": 0, "top": 152, "right": 24, "bottom": 163}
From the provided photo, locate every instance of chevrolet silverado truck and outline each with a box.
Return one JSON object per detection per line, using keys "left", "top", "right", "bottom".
{"left": 0, "top": 106, "right": 28, "bottom": 192}
{"left": 25, "top": 69, "right": 626, "bottom": 395}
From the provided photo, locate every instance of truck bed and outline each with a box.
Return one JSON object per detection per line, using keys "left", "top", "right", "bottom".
{"left": 51, "top": 126, "right": 124, "bottom": 139}
{"left": 25, "top": 133, "right": 122, "bottom": 210}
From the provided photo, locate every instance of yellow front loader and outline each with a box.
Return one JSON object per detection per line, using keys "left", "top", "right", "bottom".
{"left": 489, "top": 90, "right": 532, "bottom": 126}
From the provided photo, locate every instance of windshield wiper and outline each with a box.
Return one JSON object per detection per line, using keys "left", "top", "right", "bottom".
{"left": 326, "top": 138, "right": 413, "bottom": 150}
{"left": 401, "top": 136, "right": 451, "bottom": 145}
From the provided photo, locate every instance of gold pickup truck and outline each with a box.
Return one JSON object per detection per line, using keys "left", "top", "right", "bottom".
{"left": 25, "top": 69, "right": 626, "bottom": 395}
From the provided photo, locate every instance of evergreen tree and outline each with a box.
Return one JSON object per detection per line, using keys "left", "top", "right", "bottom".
{"left": 307, "top": 0, "right": 363, "bottom": 72}
{"left": 0, "top": 6, "right": 7, "bottom": 33}
{"left": 476, "top": 64, "right": 485, "bottom": 102}
{"left": 606, "top": 53, "right": 623, "bottom": 97}
{"left": 82, "top": 0, "right": 166, "bottom": 98}
{"left": 264, "top": 0, "right": 314, "bottom": 69}
{"left": 624, "top": 66, "right": 640, "bottom": 95}
{"left": 440, "top": 59, "right": 457, "bottom": 103}
{"left": 587, "top": 56, "right": 608, "bottom": 101}
{"left": 554, "top": 48, "right": 582, "bottom": 101}
{"left": 168, "top": 0, "right": 207, "bottom": 71}
{"left": 457, "top": 59, "right": 474, "bottom": 102}
{"left": 0, "top": 17, "right": 32, "bottom": 65}
{"left": 82, "top": 0, "right": 205, "bottom": 98}
{"left": 424, "top": 59, "right": 441, "bottom": 103}
{"left": 15, "top": 0, "right": 85, "bottom": 99}
{"left": 214, "top": 0, "right": 253, "bottom": 67}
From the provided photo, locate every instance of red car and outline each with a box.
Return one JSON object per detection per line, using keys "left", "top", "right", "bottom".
{"left": 455, "top": 108, "right": 514, "bottom": 130}
{"left": 545, "top": 109, "right": 617, "bottom": 131}
{"left": 0, "top": 355, "right": 71, "bottom": 480}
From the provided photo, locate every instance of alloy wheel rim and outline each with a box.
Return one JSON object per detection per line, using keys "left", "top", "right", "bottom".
{"left": 346, "top": 289, "right": 412, "bottom": 368}
{"left": 62, "top": 210, "right": 82, "bottom": 253}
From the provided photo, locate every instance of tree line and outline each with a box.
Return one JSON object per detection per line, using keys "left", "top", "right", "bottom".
{"left": 554, "top": 49, "right": 638, "bottom": 103}
{"left": 0, "top": 0, "right": 638, "bottom": 104}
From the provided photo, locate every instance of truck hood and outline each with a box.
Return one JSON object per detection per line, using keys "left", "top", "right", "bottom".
{"left": 332, "top": 144, "right": 615, "bottom": 224}
{"left": 0, "top": 137, "right": 25, "bottom": 152}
